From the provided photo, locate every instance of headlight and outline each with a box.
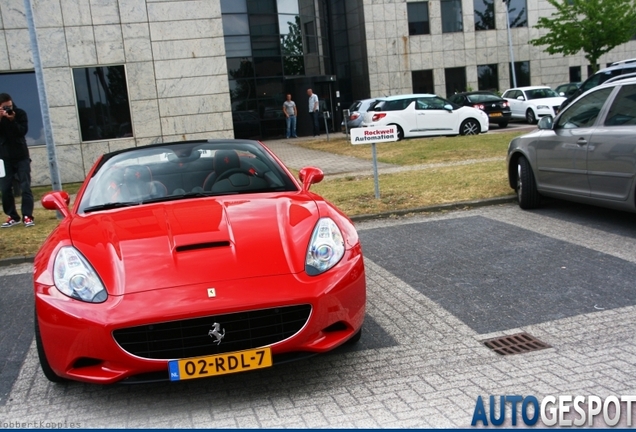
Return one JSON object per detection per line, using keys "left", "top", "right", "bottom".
{"left": 54, "top": 246, "right": 107, "bottom": 303}
{"left": 536, "top": 105, "right": 549, "bottom": 110}
{"left": 305, "top": 218, "right": 345, "bottom": 276}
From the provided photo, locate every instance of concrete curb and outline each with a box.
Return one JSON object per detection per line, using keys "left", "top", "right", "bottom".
{"left": 0, "top": 255, "right": 35, "bottom": 267}
{"left": 350, "top": 195, "right": 517, "bottom": 222}
{"left": 0, "top": 195, "right": 517, "bottom": 268}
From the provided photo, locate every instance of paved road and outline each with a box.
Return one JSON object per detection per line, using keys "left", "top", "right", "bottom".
{"left": 1, "top": 200, "right": 635, "bottom": 428}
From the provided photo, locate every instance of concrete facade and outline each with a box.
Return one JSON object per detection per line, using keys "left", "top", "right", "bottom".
{"left": 365, "top": 0, "right": 636, "bottom": 97}
{"left": 2, "top": 0, "right": 636, "bottom": 185}
{"left": 1, "top": 0, "right": 232, "bottom": 185}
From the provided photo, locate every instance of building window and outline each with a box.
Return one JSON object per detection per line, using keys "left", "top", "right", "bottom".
{"left": 304, "top": 21, "right": 318, "bottom": 53}
{"left": 474, "top": 0, "right": 495, "bottom": 31}
{"left": 569, "top": 66, "right": 582, "bottom": 83}
{"left": 441, "top": 0, "right": 463, "bottom": 33}
{"left": 510, "top": 61, "right": 530, "bottom": 87}
{"left": 407, "top": 2, "right": 430, "bottom": 36}
{"left": 412, "top": 70, "right": 434, "bottom": 93}
{"left": 249, "top": 14, "right": 278, "bottom": 36}
{"left": 225, "top": 36, "right": 252, "bottom": 57}
{"left": 477, "top": 64, "right": 498, "bottom": 91}
{"left": 0, "top": 72, "right": 45, "bottom": 146}
{"left": 506, "top": 0, "right": 527, "bottom": 28}
{"left": 222, "top": 14, "right": 249, "bottom": 35}
{"left": 247, "top": 0, "right": 276, "bottom": 14}
{"left": 221, "top": 0, "right": 247, "bottom": 13}
{"left": 72, "top": 66, "right": 133, "bottom": 142}
{"left": 445, "top": 67, "right": 467, "bottom": 97}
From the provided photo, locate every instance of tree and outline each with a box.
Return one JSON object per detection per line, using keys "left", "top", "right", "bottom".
{"left": 530, "top": 0, "right": 636, "bottom": 73}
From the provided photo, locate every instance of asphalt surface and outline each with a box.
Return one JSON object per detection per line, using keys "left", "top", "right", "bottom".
{"left": 1, "top": 124, "right": 635, "bottom": 427}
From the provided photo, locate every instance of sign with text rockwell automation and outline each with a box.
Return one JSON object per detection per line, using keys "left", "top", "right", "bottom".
{"left": 350, "top": 126, "right": 398, "bottom": 144}
{"left": 349, "top": 126, "right": 398, "bottom": 199}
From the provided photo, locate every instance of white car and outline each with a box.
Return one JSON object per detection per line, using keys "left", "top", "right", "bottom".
{"left": 361, "top": 94, "right": 489, "bottom": 139}
{"left": 502, "top": 86, "right": 566, "bottom": 124}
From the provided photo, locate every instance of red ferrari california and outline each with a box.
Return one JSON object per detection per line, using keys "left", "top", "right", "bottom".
{"left": 34, "top": 139, "right": 366, "bottom": 384}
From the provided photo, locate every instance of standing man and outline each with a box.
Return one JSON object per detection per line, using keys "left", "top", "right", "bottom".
{"left": 307, "top": 88, "right": 320, "bottom": 137}
{"left": 0, "top": 93, "right": 34, "bottom": 227}
{"left": 282, "top": 94, "right": 298, "bottom": 138}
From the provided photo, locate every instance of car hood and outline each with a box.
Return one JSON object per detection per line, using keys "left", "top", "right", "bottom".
{"left": 68, "top": 195, "right": 320, "bottom": 295}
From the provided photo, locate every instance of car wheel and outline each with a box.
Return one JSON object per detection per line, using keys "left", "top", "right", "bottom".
{"left": 525, "top": 109, "right": 537, "bottom": 124}
{"left": 34, "top": 310, "right": 66, "bottom": 383}
{"left": 390, "top": 124, "right": 404, "bottom": 141}
{"left": 516, "top": 156, "right": 541, "bottom": 209}
{"left": 498, "top": 121, "right": 508, "bottom": 128}
{"left": 460, "top": 119, "right": 480, "bottom": 135}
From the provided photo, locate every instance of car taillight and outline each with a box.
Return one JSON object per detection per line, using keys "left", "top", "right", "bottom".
{"left": 473, "top": 104, "right": 485, "bottom": 110}
{"left": 372, "top": 113, "right": 387, "bottom": 122}
{"left": 350, "top": 113, "right": 360, "bottom": 120}
{"left": 503, "top": 102, "right": 510, "bottom": 107}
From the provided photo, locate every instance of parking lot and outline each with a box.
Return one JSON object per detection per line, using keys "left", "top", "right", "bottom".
{"left": 1, "top": 199, "right": 635, "bottom": 428}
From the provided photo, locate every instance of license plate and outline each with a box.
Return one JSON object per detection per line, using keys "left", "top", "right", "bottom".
{"left": 489, "top": 112, "right": 503, "bottom": 117}
{"left": 168, "top": 347, "right": 272, "bottom": 381}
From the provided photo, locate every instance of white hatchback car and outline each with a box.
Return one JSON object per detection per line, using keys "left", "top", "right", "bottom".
{"left": 502, "top": 86, "right": 566, "bottom": 124}
{"left": 361, "top": 94, "right": 489, "bottom": 139}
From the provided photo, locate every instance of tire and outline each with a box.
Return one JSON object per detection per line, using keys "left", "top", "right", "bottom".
{"left": 390, "top": 124, "right": 404, "bottom": 141}
{"left": 516, "top": 156, "right": 541, "bottom": 209}
{"left": 460, "top": 119, "right": 480, "bottom": 135}
{"left": 525, "top": 109, "right": 537, "bottom": 124}
{"left": 34, "top": 311, "right": 66, "bottom": 383}
{"left": 498, "top": 121, "right": 508, "bottom": 128}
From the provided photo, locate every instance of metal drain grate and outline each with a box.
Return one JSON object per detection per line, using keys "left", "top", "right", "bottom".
{"left": 482, "top": 332, "right": 551, "bottom": 356}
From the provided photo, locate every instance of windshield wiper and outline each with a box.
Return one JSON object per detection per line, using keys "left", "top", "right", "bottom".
{"left": 141, "top": 191, "right": 211, "bottom": 204}
{"left": 83, "top": 201, "right": 140, "bottom": 213}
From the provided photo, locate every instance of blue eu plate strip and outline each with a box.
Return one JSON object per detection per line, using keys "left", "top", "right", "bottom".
{"left": 168, "top": 360, "right": 180, "bottom": 381}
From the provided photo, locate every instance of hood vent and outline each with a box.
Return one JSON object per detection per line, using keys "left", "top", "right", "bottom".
{"left": 176, "top": 241, "right": 231, "bottom": 253}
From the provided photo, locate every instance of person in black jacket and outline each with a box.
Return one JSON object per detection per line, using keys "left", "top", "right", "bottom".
{"left": 0, "top": 93, "right": 34, "bottom": 227}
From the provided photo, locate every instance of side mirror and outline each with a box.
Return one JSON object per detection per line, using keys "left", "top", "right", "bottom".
{"left": 443, "top": 104, "right": 454, "bottom": 112}
{"left": 298, "top": 166, "right": 324, "bottom": 192}
{"left": 559, "top": 91, "right": 565, "bottom": 97}
{"left": 517, "top": 96, "right": 525, "bottom": 101}
{"left": 537, "top": 115, "right": 554, "bottom": 130}
{"left": 41, "top": 191, "right": 71, "bottom": 219}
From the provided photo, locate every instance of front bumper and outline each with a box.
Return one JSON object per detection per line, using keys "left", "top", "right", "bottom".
{"left": 35, "top": 248, "right": 365, "bottom": 384}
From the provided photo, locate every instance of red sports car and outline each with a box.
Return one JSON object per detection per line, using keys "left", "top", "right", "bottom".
{"left": 34, "top": 139, "right": 366, "bottom": 384}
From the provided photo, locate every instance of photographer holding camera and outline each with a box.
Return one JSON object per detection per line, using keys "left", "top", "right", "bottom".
{"left": 0, "top": 92, "right": 34, "bottom": 228}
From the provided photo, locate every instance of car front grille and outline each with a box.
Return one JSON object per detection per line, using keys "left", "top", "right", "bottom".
{"left": 113, "top": 305, "right": 312, "bottom": 360}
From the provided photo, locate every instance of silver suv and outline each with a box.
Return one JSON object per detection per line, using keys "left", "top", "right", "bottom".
{"left": 507, "top": 76, "right": 636, "bottom": 212}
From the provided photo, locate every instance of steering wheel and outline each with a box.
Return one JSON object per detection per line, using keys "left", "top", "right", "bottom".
{"left": 211, "top": 168, "right": 254, "bottom": 187}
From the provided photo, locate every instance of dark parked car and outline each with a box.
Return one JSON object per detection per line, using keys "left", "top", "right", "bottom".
{"left": 555, "top": 82, "right": 581, "bottom": 97}
{"left": 448, "top": 91, "right": 511, "bottom": 128}
{"left": 507, "top": 76, "right": 636, "bottom": 213}
{"left": 559, "top": 60, "right": 636, "bottom": 111}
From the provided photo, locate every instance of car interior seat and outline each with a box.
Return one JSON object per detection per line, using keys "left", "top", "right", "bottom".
{"left": 121, "top": 165, "right": 167, "bottom": 202}
{"left": 202, "top": 149, "right": 270, "bottom": 193}
{"left": 202, "top": 150, "right": 240, "bottom": 191}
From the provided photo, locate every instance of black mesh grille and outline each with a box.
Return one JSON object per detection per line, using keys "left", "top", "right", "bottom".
{"left": 113, "top": 305, "right": 312, "bottom": 360}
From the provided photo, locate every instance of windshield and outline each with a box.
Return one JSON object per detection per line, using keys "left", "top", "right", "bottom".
{"left": 525, "top": 88, "right": 560, "bottom": 100}
{"left": 467, "top": 94, "right": 501, "bottom": 103}
{"left": 78, "top": 141, "right": 298, "bottom": 213}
